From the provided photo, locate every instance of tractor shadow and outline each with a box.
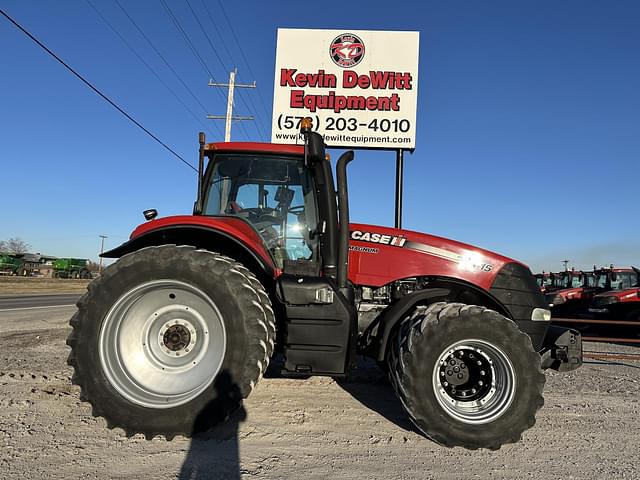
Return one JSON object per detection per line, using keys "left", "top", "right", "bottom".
{"left": 337, "top": 357, "right": 420, "bottom": 435}
{"left": 266, "top": 354, "right": 419, "bottom": 435}
{"left": 179, "top": 370, "right": 245, "bottom": 480}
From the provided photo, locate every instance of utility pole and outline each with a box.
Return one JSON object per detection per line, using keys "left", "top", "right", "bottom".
{"left": 98, "top": 235, "right": 107, "bottom": 273}
{"left": 207, "top": 68, "right": 255, "bottom": 141}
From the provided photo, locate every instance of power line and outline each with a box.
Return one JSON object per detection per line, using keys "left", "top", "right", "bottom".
{"left": 158, "top": 0, "right": 252, "bottom": 142}
{"left": 199, "top": 0, "right": 235, "bottom": 70}
{"left": 216, "top": 0, "right": 272, "bottom": 126}
{"left": 0, "top": 7, "right": 196, "bottom": 172}
{"left": 183, "top": 0, "right": 267, "bottom": 141}
{"left": 84, "top": 0, "right": 216, "bottom": 138}
{"left": 113, "top": 0, "right": 223, "bottom": 139}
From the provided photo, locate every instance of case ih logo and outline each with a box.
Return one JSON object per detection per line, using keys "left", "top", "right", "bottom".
{"left": 330, "top": 33, "right": 365, "bottom": 68}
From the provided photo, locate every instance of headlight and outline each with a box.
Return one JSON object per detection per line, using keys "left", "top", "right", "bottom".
{"left": 531, "top": 308, "right": 551, "bottom": 321}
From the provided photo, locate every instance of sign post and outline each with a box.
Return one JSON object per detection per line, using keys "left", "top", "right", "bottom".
{"left": 272, "top": 28, "right": 420, "bottom": 228}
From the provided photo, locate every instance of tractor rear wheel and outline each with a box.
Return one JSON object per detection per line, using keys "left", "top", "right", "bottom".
{"left": 67, "top": 245, "right": 273, "bottom": 439}
{"left": 388, "top": 302, "right": 545, "bottom": 450}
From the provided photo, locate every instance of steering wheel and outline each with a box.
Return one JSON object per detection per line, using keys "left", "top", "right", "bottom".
{"left": 287, "top": 205, "right": 305, "bottom": 216}
{"left": 239, "top": 207, "right": 280, "bottom": 223}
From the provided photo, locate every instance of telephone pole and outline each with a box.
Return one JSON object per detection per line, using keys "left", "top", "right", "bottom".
{"left": 98, "top": 235, "right": 107, "bottom": 273}
{"left": 207, "top": 68, "right": 255, "bottom": 141}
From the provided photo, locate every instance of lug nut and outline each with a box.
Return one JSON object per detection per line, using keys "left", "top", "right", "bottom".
{"left": 480, "top": 370, "right": 485, "bottom": 376}
{"left": 457, "top": 373, "right": 463, "bottom": 380}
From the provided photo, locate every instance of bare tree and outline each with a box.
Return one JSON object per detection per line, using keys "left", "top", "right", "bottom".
{"left": 0, "top": 240, "right": 6, "bottom": 253}
{"left": 86, "top": 260, "right": 101, "bottom": 273}
{"left": 5, "top": 237, "right": 30, "bottom": 255}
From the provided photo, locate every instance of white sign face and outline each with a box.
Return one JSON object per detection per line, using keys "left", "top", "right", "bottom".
{"left": 272, "top": 28, "right": 419, "bottom": 149}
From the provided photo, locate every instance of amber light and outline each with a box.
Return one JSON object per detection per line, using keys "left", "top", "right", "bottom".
{"left": 300, "top": 117, "right": 313, "bottom": 131}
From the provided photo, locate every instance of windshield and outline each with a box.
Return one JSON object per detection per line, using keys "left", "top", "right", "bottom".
{"left": 596, "top": 271, "right": 639, "bottom": 290}
{"left": 611, "top": 272, "right": 639, "bottom": 290}
{"left": 570, "top": 274, "right": 582, "bottom": 288}
{"left": 202, "top": 154, "right": 319, "bottom": 267}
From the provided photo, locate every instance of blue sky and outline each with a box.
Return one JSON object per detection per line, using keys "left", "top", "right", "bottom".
{"left": 0, "top": 0, "right": 638, "bottom": 272}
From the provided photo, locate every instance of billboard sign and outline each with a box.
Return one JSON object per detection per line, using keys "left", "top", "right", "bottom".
{"left": 272, "top": 28, "right": 419, "bottom": 149}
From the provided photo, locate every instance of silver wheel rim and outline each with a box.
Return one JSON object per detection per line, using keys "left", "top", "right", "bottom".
{"left": 99, "top": 280, "right": 226, "bottom": 409}
{"left": 432, "top": 339, "right": 516, "bottom": 424}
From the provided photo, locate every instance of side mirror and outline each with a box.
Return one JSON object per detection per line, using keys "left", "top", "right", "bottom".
{"left": 300, "top": 117, "right": 325, "bottom": 166}
{"left": 143, "top": 209, "right": 158, "bottom": 221}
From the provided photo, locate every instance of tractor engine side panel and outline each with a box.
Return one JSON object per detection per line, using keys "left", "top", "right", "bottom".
{"left": 347, "top": 223, "right": 512, "bottom": 290}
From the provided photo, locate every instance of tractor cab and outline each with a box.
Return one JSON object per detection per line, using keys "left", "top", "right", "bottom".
{"left": 594, "top": 267, "right": 638, "bottom": 291}
{"left": 201, "top": 149, "right": 320, "bottom": 268}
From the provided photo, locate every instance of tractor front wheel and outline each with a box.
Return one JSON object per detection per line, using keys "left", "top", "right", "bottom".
{"left": 388, "top": 302, "right": 545, "bottom": 450}
{"left": 67, "top": 245, "right": 273, "bottom": 438}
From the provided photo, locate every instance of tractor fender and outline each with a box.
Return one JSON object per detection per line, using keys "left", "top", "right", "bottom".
{"left": 102, "top": 224, "right": 278, "bottom": 282}
{"left": 372, "top": 279, "right": 512, "bottom": 362}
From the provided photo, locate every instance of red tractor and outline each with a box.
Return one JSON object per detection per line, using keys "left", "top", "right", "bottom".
{"left": 534, "top": 271, "right": 553, "bottom": 293}
{"left": 546, "top": 269, "right": 598, "bottom": 317}
{"left": 588, "top": 267, "right": 640, "bottom": 323}
{"left": 67, "top": 122, "right": 581, "bottom": 450}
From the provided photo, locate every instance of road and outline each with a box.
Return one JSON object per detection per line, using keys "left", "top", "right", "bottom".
{"left": 0, "top": 294, "right": 81, "bottom": 311}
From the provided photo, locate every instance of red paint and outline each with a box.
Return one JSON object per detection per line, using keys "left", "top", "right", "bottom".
{"left": 593, "top": 288, "right": 640, "bottom": 304}
{"left": 554, "top": 286, "right": 588, "bottom": 301}
{"left": 347, "top": 223, "right": 517, "bottom": 290}
{"left": 205, "top": 142, "right": 304, "bottom": 156}
{"left": 131, "top": 215, "right": 278, "bottom": 273}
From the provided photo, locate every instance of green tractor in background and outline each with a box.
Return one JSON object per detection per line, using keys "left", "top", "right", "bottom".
{"left": 52, "top": 258, "right": 91, "bottom": 279}
{"left": 0, "top": 254, "right": 25, "bottom": 276}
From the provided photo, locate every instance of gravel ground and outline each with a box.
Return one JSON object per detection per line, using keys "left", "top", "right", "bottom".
{"left": 0, "top": 306, "right": 639, "bottom": 480}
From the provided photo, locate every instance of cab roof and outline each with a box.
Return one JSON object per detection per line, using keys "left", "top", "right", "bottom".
{"left": 204, "top": 142, "right": 304, "bottom": 156}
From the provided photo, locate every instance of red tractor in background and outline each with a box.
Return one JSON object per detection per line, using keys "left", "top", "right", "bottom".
{"left": 588, "top": 267, "right": 640, "bottom": 323}
{"left": 67, "top": 121, "right": 582, "bottom": 450}
{"left": 535, "top": 271, "right": 554, "bottom": 293}
{"left": 546, "top": 269, "right": 598, "bottom": 317}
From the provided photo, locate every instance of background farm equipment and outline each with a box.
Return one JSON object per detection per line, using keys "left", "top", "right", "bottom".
{"left": 52, "top": 258, "right": 91, "bottom": 279}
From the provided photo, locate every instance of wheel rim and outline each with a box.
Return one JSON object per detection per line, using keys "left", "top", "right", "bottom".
{"left": 432, "top": 339, "right": 516, "bottom": 424}
{"left": 99, "top": 280, "right": 226, "bottom": 409}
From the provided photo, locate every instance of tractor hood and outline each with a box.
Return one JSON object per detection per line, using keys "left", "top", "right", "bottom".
{"left": 551, "top": 286, "right": 585, "bottom": 301}
{"left": 593, "top": 288, "right": 640, "bottom": 302}
{"left": 347, "top": 223, "right": 521, "bottom": 291}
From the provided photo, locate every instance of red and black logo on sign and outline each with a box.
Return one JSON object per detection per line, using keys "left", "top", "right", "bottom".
{"left": 329, "top": 33, "right": 365, "bottom": 68}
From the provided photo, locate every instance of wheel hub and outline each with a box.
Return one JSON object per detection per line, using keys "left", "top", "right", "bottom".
{"left": 159, "top": 320, "right": 197, "bottom": 357}
{"left": 432, "top": 340, "right": 516, "bottom": 424}
{"left": 439, "top": 349, "right": 492, "bottom": 401}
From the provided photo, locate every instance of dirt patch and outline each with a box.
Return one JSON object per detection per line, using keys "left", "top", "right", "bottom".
{"left": 0, "top": 277, "right": 90, "bottom": 295}
{"left": 1, "top": 306, "right": 639, "bottom": 479}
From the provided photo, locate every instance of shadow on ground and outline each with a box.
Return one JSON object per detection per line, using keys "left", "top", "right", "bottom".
{"left": 336, "top": 357, "right": 419, "bottom": 434}
{"left": 179, "top": 371, "right": 246, "bottom": 480}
